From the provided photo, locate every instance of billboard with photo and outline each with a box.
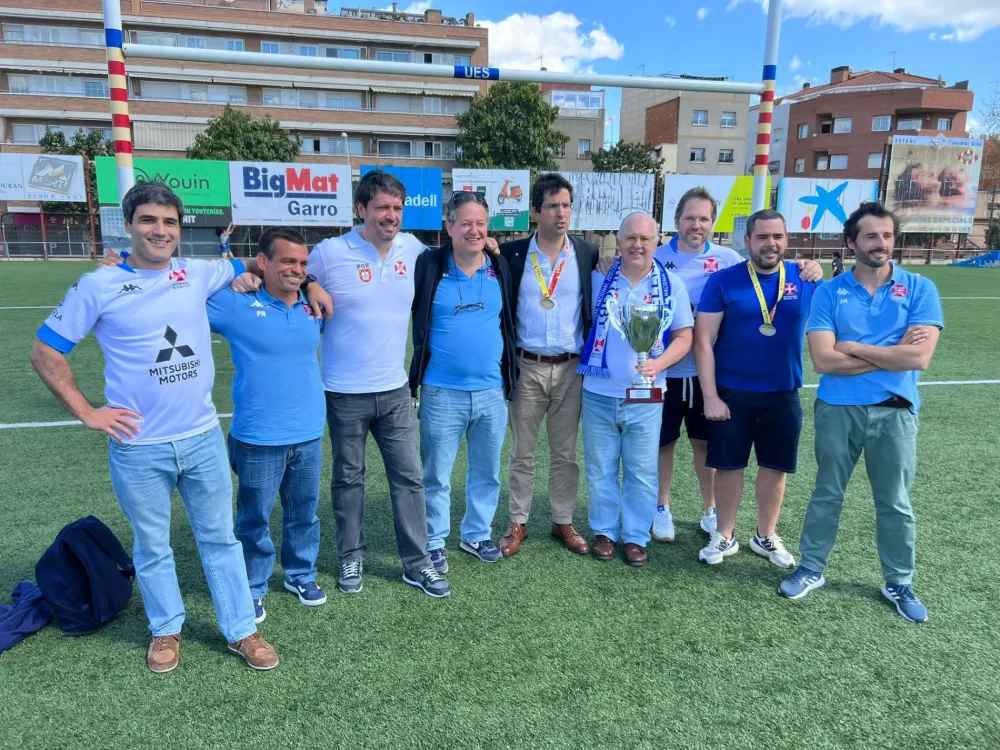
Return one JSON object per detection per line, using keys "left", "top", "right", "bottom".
{"left": 887, "top": 135, "right": 983, "bottom": 233}
{"left": 229, "top": 162, "right": 352, "bottom": 226}
{"left": 558, "top": 172, "right": 655, "bottom": 231}
{"left": 662, "top": 176, "right": 764, "bottom": 233}
{"left": 452, "top": 169, "right": 530, "bottom": 231}
{"left": 360, "top": 165, "right": 443, "bottom": 230}
{"left": 0, "top": 154, "right": 86, "bottom": 202}
{"left": 776, "top": 178, "right": 878, "bottom": 234}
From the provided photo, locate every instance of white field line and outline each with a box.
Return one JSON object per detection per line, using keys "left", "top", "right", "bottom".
{"left": 3, "top": 381, "right": 1000, "bottom": 430}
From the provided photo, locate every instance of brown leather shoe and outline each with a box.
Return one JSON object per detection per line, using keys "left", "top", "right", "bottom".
{"left": 623, "top": 543, "right": 648, "bottom": 568}
{"left": 147, "top": 634, "right": 180, "bottom": 674}
{"left": 499, "top": 523, "right": 527, "bottom": 557}
{"left": 551, "top": 523, "right": 590, "bottom": 555}
{"left": 591, "top": 535, "right": 615, "bottom": 561}
{"left": 228, "top": 633, "right": 279, "bottom": 671}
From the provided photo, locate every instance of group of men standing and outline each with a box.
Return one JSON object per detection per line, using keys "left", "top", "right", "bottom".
{"left": 31, "top": 170, "right": 942, "bottom": 673}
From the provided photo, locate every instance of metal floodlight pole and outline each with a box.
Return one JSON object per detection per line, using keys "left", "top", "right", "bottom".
{"left": 122, "top": 44, "right": 766, "bottom": 95}
{"left": 103, "top": 0, "right": 134, "bottom": 204}
{"left": 751, "top": 0, "right": 784, "bottom": 212}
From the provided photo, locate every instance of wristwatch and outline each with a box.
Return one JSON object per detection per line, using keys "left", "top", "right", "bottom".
{"left": 300, "top": 273, "right": 318, "bottom": 290}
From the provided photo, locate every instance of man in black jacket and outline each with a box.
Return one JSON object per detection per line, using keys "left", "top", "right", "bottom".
{"left": 497, "top": 173, "right": 599, "bottom": 558}
{"left": 409, "top": 191, "right": 517, "bottom": 573}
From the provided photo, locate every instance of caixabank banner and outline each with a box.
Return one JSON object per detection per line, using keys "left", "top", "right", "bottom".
{"left": 229, "top": 162, "right": 352, "bottom": 226}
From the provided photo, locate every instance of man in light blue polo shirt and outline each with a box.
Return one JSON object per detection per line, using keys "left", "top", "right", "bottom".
{"left": 779, "top": 203, "right": 943, "bottom": 623}
{"left": 208, "top": 227, "right": 327, "bottom": 624}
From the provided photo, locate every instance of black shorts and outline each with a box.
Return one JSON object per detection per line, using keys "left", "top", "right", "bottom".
{"left": 659, "top": 376, "right": 712, "bottom": 446}
{"left": 706, "top": 386, "right": 803, "bottom": 474}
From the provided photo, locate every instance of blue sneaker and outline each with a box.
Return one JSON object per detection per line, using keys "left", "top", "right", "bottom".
{"left": 429, "top": 549, "right": 449, "bottom": 573}
{"left": 283, "top": 580, "right": 328, "bottom": 607}
{"left": 881, "top": 583, "right": 928, "bottom": 623}
{"left": 460, "top": 539, "right": 503, "bottom": 563}
{"left": 403, "top": 566, "right": 451, "bottom": 598}
{"left": 253, "top": 598, "right": 266, "bottom": 625}
{"left": 778, "top": 566, "right": 826, "bottom": 600}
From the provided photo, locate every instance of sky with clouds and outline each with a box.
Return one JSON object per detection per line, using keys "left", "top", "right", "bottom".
{"left": 372, "top": 0, "right": 999, "bottom": 144}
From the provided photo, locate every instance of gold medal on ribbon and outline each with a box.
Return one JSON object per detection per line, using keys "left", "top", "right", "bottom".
{"left": 530, "top": 244, "right": 568, "bottom": 311}
{"left": 747, "top": 260, "right": 785, "bottom": 337}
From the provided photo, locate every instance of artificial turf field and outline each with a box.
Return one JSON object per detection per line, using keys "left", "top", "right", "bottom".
{"left": 0, "top": 260, "right": 998, "bottom": 750}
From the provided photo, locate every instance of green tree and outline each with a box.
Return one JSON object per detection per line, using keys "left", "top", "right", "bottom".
{"left": 986, "top": 219, "right": 1000, "bottom": 251}
{"left": 187, "top": 104, "right": 302, "bottom": 161}
{"left": 38, "top": 127, "right": 114, "bottom": 214}
{"left": 590, "top": 140, "right": 663, "bottom": 173}
{"left": 455, "top": 82, "right": 568, "bottom": 170}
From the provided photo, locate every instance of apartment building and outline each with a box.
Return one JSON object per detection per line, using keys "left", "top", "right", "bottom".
{"left": 781, "top": 66, "right": 974, "bottom": 179}
{"left": 619, "top": 82, "right": 749, "bottom": 175}
{"left": 539, "top": 83, "right": 605, "bottom": 172}
{"left": 0, "top": 0, "right": 488, "bottom": 172}
{"left": 745, "top": 100, "right": 790, "bottom": 177}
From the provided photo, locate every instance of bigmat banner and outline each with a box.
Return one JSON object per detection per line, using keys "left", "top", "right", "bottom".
{"left": 229, "top": 162, "right": 352, "bottom": 226}
{"left": 452, "top": 169, "right": 530, "bottom": 231}
{"left": 662, "top": 176, "right": 765, "bottom": 233}
{"left": 0, "top": 154, "right": 86, "bottom": 202}
{"left": 776, "top": 178, "right": 878, "bottom": 233}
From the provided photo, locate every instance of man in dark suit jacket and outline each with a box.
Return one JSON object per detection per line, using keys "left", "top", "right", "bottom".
{"left": 498, "top": 173, "right": 599, "bottom": 558}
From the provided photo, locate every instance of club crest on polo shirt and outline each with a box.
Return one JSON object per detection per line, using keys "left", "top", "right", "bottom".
{"left": 168, "top": 268, "right": 190, "bottom": 289}
{"left": 703, "top": 258, "right": 720, "bottom": 274}
{"left": 486, "top": 265, "right": 496, "bottom": 279}
{"left": 783, "top": 282, "right": 798, "bottom": 300}
{"left": 393, "top": 260, "right": 407, "bottom": 277}
{"left": 891, "top": 283, "right": 908, "bottom": 299}
{"left": 357, "top": 263, "right": 373, "bottom": 284}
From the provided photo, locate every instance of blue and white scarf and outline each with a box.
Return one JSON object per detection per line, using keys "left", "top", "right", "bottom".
{"left": 578, "top": 257, "right": 673, "bottom": 379}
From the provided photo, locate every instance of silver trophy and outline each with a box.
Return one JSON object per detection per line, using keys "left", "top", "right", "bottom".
{"left": 606, "top": 297, "right": 675, "bottom": 402}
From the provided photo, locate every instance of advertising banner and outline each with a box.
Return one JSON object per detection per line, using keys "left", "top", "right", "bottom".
{"left": 360, "top": 165, "right": 443, "bottom": 230}
{"left": 229, "top": 162, "right": 352, "bottom": 226}
{"left": 0, "top": 154, "right": 86, "bottom": 202}
{"left": 662, "top": 176, "right": 764, "bottom": 233}
{"left": 776, "top": 178, "right": 878, "bottom": 234}
{"left": 452, "top": 169, "right": 530, "bottom": 231}
{"left": 559, "top": 172, "right": 655, "bottom": 231}
{"left": 887, "top": 135, "right": 983, "bottom": 233}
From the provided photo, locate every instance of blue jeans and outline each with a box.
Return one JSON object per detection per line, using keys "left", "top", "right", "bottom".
{"left": 228, "top": 435, "right": 322, "bottom": 600}
{"left": 107, "top": 425, "right": 256, "bottom": 643}
{"left": 582, "top": 391, "right": 662, "bottom": 546}
{"left": 418, "top": 386, "right": 507, "bottom": 550}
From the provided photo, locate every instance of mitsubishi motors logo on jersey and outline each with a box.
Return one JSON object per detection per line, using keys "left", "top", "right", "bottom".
{"left": 169, "top": 268, "right": 190, "bottom": 289}
{"left": 703, "top": 258, "right": 720, "bottom": 274}
{"left": 155, "top": 326, "right": 194, "bottom": 363}
{"left": 149, "top": 326, "right": 200, "bottom": 385}
{"left": 891, "top": 284, "right": 908, "bottom": 299}
{"left": 394, "top": 260, "right": 407, "bottom": 277}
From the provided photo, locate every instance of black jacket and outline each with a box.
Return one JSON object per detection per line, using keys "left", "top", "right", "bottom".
{"left": 499, "top": 234, "right": 600, "bottom": 345}
{"left": 409, "top": 243, "right": 518, "bottom": 399}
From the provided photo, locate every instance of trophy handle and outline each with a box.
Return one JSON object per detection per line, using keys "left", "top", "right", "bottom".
{"left": 605, "top": 295, "right": 627, "bottom": 338}
{"left": 657, "top": 295, "right": 677, "bottom": 341}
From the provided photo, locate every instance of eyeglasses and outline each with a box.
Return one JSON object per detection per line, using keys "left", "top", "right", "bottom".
{"left": 621, "top": 234, "right": 657, "bottom": 247}
{"left": 454, "top": 301, "right": 485, "bottom": 315}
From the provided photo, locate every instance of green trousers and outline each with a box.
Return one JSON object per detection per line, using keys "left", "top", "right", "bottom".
{"left": 799, "top": 400, "right": 919, "bottom": 585}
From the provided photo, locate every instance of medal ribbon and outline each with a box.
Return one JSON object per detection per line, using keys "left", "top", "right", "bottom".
{"left": 530, "top": 241, "right": 569, "bottom": 304}
{"left": 747, "top": 260, "right": 785, "bottom": 327}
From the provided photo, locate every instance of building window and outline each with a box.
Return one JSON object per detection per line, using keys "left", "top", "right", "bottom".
{"left": 720, "top": 111, "right": 737, "bottom": 128}
{"left": 794, "top": 158, "right": 805, "bottom": 173}
{"left": 303, "top": 138, "right": 321, "bottom": 154}
{"left": 262, "top": 89, "right": 282, "bottom": 106}
{"left": 833, "top": 117, "right": 852, "bottom": 134}
{"left": 8, "top": 74, "right": 28, "bottom": 93}
{"left": 262, "top": 42, "right": 280, "bottom": 54}
{"left": 376, "top": 95, "right": 413, "bottom": 112}
{"left": 453, "top": 54, "right": 471, "bottom": 67}
{"left": 228, "top": 39, "right": 244, "bottom": 52}
{"left": 327, "top": 137, "right": 363, "bottom": 156}
{"left": 424, "top": 97, "right": 442, "bottom": 114}
{"left": 819, "top": 233, "right": 840, "bottom": 240}
{"left": 690, "top": 148, "right": 706, "bottom": 163}
{"left": 185, "top": 36, "right": 206, "bottom": 49}
{"left": 189, "top": 84, "right": 208, "bottom": 102}
{"left": 376, "top": 50, "right": 411, "bottom": 63}
{"left": 578, "top": 139, "right": 591, "bottom": 157}
{"left": 79, "top": 29, "right": 102, "bottom": 46}
{"left": 797, "top": 124, "right": 808, "bottom": 139}
{"left": 3, "top": 24, "right": 24, "bottom": 41}
{"left": 718, "top": 148, "right": 734, "bottom": 163}
{"left": 816, "top": 154, "right": 829, "bottom": 171}
{"left": 830, "top": 154, "right": 848, "bottom": 170}
{"left": 868, "top": 152, "right": 883, "bottom": 169}
{"left": 83, "top": 79, "right": 109, "bottom": 98}
{"left": 549, "top": 144, "right": 566, "bottom": 158}
{"left": 872, "top": 115, "right": 891, "bottom": 132}
{"left": 820, "top": 120, "right": 833, "bottom": 134}
{"left": 299, "top": 45, "right": 317, "bottom": 57}
{"left": 692, "top": 110, "right": 708, "bottom": 126}
{"left": 378, "top": 140, "right": 412, "bottom": 157}
{"left": 897, "top": 118, "right": 922, "bottom": 131}
{"left": 228, "top": 87, "right": 247, "bottom": 104}
{"left": 937, "top": 117, "right": 952, "bottom": 131}
{"left": 326, "top": 46, "right": 360, "bottom": 59}
{"left": 299, "top": 91, "right": 318, "bottom": 108}
{"left": 137, "top": 31, "right": 177, "bottom": 46}
{"left": 327, "top": 93, "right": 362, "bottom": 110}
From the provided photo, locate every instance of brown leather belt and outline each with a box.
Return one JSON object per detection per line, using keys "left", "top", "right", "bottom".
{"left": 516, "top": 348, "right": 579, "bottom": 365}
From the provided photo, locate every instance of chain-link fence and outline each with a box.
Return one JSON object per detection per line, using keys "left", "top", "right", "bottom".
{"left": 0, "top": 216, "right": 99, "bottom": 259}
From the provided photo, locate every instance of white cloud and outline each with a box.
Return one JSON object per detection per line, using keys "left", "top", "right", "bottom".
{"left": 928, "top": 32, "right": 937, "bottom": 40}
{"left": 380, "top": 1, "right": 432, "bottom": 12}
{"left": 482, "top": 12, "right": 625, "bottom": 73}
{"left": 726, "top": 0, "right": 743, "bottom": 9}
{"left": 967, "top": 115, "right": 981, "bottom": 135}
{"left": 696, "top": 7, "right": 711, "bottom": 20}
{"left": 664, "top": 16, "right": 677, "bottom": 27}
{"left": 740, "top": 0, "right": 1000, "bottom": 42}
{"left": 790, "top": 55, "right": 802, "bottom": 71}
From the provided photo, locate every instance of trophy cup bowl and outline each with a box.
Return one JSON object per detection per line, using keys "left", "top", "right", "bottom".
{"left": 606, "top": 298, "right": 675, "bottom": 403}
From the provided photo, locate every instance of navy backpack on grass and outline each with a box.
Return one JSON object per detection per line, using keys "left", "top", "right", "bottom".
{"left": 35, "top": 516, "right": 136, "bottom": 635}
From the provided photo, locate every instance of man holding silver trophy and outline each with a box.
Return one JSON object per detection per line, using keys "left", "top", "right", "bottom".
{"left": 578, "top": 213, "right": 694, "bottom": 567}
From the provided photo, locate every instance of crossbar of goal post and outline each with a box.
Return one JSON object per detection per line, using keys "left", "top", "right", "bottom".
{"left": 106, "top": 2, "right": 784, "bottom": 212}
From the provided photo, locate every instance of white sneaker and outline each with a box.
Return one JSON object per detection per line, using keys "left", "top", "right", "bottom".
{"left": 699, "top": 509, "right": 718, "bottom": 535}
{"left": 699, "top": 531, "right": 739, "bottom": 565}
{"left": 750, "top": 532, "right": 796, "bottom": 568}
{"left": 651, "top": 507, "right": 675, "bottom": 543}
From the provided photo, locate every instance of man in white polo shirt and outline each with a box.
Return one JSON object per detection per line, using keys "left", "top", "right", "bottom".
{"left": 308, "top": 170, "right": 451, "bottom": 598}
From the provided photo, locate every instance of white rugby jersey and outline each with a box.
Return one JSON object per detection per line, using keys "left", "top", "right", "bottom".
{"left": 38, "top": 258, "right": 242, "bottom": 444}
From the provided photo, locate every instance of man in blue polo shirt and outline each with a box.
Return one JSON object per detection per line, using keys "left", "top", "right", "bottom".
{"left": 208, "top": 227, "right": 327, "bottom": 624}
{"left": 779, "top": 203, "right": 943, "bottom": 623}
{"left": 694, "top": 209, "right": 819, "bottom": 569}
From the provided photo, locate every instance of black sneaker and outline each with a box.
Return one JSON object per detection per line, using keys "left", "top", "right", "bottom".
{"left": 403, "top": 566, "right": 451, "bottom": 598}
{"left": 338, "top": 559, "right": 363, "bottom": 594}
